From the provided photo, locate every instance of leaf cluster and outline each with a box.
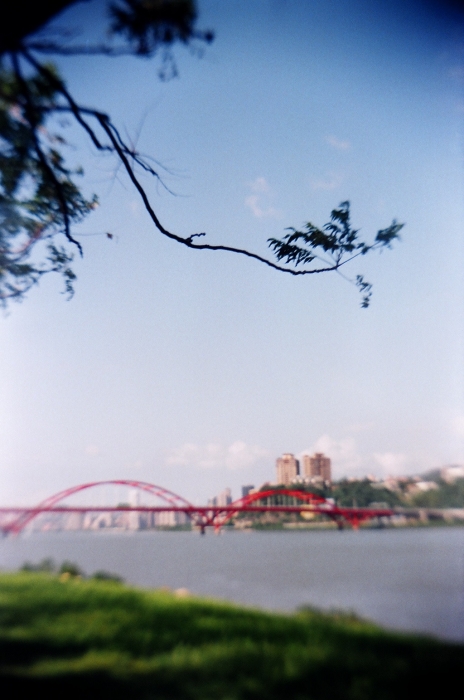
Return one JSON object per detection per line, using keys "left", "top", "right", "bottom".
{"left": 110, "top": 0, "right": 213, "bottom": 54}
{"left": 26, "top": 0, "right": 214, "bottom": 81}
{"left": 0, "top": 61, "right": 96, "bottom": 305}
{"left": 268, "top": 202, "right": 403, "bottom": 307}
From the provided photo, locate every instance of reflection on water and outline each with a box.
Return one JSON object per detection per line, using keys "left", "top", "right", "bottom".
{"left": 1, "top": 527, "right": 463, "bottom": 641}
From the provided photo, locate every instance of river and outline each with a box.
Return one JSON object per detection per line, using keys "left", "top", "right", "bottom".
{"left": 1, "top": 527, "right": 463, "bottom": 642}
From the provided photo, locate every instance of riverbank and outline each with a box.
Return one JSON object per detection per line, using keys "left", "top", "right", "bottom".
{"left": 2, "top": 528, "right": 463, "bottom": 640}
{"left": 0, "top": 572, "right": 463, "bottom": 699}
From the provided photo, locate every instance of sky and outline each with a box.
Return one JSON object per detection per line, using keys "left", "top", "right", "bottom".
{"left": 1, "top": 0, "right": 464, "bottom": 505}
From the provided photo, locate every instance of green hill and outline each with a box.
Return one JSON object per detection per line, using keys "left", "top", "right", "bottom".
{"left": 0, "top": 572, "right": 462, "bottom": 699}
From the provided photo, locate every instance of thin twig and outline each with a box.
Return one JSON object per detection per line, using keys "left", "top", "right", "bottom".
{"left": 24, "top": 52, "right": 177, "bottom": 194}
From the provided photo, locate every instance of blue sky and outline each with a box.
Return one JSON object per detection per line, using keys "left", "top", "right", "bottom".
{"left": 1, "top": 0, "right": 463, "bottom": 504}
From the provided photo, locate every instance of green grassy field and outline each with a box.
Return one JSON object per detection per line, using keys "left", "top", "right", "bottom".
{"left": 0, "top": 572, "right": 462, "bottom": 699}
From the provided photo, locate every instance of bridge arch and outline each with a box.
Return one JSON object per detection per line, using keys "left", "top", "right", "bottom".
{"left": 8, "top": 480, "right": 193, "bottom": 534}
{"left": 212, "top": 488, "right": 327, "bottom": 530}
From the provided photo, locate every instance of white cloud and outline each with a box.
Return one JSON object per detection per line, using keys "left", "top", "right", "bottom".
{"left": 298, "top": 434, "right": 414, "bottom": 480}
{"left": 373, "top": 452, "right": 409, "bottom": 476}
{"left": 245, "top": 195, "right": 281, "bottom": 219}
{"left": 225, "top": 441, "right": 269, "bottom": 470}
{"left": 84, "top": 444, "right": 100, "bottom": 456}
{"left": 250, "top": 176, "right": 271, "bottom": 193}
{"left": 166, "top": 442, "right": 215, "bottom": 468}
{"left": 245, "top": 177, "right": 282, "bottom": 219}
{"left": 310, "top": 172, "right": 343, "bottom": 191}
{"left": 299, "top": 434, "right": 363, "bottom": 477}
{"left": 326, "top": 134, "right": 351, "bottom": 151}
{"left": 166, "top": 441, "right": 269, "bottom": 471}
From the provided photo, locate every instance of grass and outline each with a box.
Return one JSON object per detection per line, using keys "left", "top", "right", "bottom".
{"left": 0, "top": 572, "right": 462, "bottom": 699}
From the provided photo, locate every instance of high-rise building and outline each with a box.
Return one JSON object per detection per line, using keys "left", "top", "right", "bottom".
{"left": 276, "top": 453, "right": 300, "bottom": 485}
{"left": 241, "top": 485, "right": 255, "bottom": 498}
{"left": 64, "top": 512, "right": 84, "bottom": 531}
{"left": 217, "top": 488, "right": 232, "bottom": 506}
{"left": 208, "top": 488, "right": 232, "bottom": 507}
{"left": 128, "top": 488, "right": 141, "bottom": 530}
{"left": 302, "top": 452, "right": 331, "bottom": 483}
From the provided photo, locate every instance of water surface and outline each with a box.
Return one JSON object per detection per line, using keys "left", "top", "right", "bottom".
{"left": 1, "top": 527, "right": 463, "bottom": 642}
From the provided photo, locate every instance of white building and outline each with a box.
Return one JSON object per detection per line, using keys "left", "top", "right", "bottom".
{"left": 154, "top": 510, "right": 188, "bottom": 527}
{"left": 128, "top": 489, "right": 141, "bottom": 530}
{"left": 441, "top": 465, "right": 464, "bottom": 483}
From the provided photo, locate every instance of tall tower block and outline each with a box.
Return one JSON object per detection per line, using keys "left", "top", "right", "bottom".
{"left": 302, "top": 452, "right": 331, "bottom": 483}
{"left": 276, "top": 453, "right": 300, "bottom": 485}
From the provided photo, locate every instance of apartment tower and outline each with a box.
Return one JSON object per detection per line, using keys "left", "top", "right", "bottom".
{"left": 276, "top": 453, "right": 300, "bottom": 485}
{"left": 302, "top": 452, "right": 332, "bottom": 483}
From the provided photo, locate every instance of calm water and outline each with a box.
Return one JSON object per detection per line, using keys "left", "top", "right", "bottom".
{"left": 1, "top": 527, "right": 463, "bottom": 642}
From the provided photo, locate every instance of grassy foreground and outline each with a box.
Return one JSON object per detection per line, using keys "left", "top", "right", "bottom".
{"left": 0, "top": 573, "right": 462, "bottom": 699}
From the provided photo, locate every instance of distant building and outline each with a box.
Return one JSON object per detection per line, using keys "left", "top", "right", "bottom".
{"left": 441, "top": 465, "right": 464, "bottom": 483}
{"left": 154, "top": 510, "right": 188, "bottom": 527}
{"left": 64, "top": 512, "right": 84, "bottom": 531}
{"left": 276, "top": 453, "right": 300, "bottom": 485}
{"left": 407, "top": 480, "right": 439, "bottom": 496}
{"left": 302, "top": 452, "right": 332, "bottom": 484}
{"left": 128, "top": 488, "right": 141, "bottom": 530}
{"left": 208, "top": 488, "right": 232, "bottom": 507}
{"left": 241, "top": 485, "right": 255, "bottom": 498}
{"left": 372, "top": 477, "right": 404, "bottom": 492}
{"left": 83, "top": 512, "right": 113, "bottom": 530}
{"left": 217, "top": 488, "right": 232, "bottom": 506}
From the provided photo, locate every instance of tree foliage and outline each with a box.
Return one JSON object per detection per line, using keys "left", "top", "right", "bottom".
{"left": 0, "top": 0, "right": 402, "bottom": 308}
{"left": 332, "top": 479, "right": 402, "bottom": 508}
{"left": 269, "top": 202, "right": 403, "bottom": 307}
{"left": 0, "top": 60, "right": 96, "bottom": 301}
{"left": 410, "top": 478, "right": 464, "bottom": 508}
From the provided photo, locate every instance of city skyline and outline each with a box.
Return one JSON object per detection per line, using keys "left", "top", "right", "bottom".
{"left": 3, "top": 440, "right": 463, "bottom": 509}
{"left": 1, "top": 1, "right": 463, "bottom": 506}
{"left": 5, "top": 461, "right": 464, "bottom": 536}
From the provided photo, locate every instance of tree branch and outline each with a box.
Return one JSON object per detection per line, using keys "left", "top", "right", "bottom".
{"left": 25, "top": 50, "right": 400, "bottom": 282}
{"left": 23, "top": 51, "right": 177, "bottom": 194}
{"left": 25, "top": 42, "right": 142, "bottom": 56}
{"left": 10, "top": 52, "right": 83, "bottom": 255}
{"left": 1, "top": 38, "right": 402, "bottom": 308}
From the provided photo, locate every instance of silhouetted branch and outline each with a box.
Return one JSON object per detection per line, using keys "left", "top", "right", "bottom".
{"left": 11, "top": 53, "right": 82, "bottom": 255}
{"left": 25, "top": 42, "right": 143, "bottom": 56}
{"left": 24, "top": 49, "right": 403, "bottom": 293}
{"left": 0, "top": 1, "right": 402, "bottom": 308}
{"left": 23, "top": 50, "right": 178, "bottom": 196}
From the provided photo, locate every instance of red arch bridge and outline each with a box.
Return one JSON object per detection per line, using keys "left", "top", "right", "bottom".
{"left": 0, "top": 480, "right": 397, "bottom": 535}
